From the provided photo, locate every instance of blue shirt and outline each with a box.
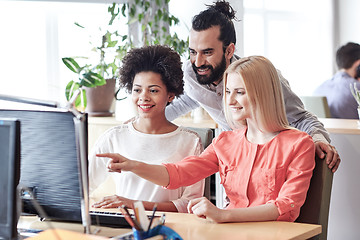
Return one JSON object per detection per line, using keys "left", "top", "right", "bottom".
{"left": 314, "top": 71, "right": 360, "bottom": 119}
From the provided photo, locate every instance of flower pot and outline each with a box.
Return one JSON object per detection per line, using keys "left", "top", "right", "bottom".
{"left": 85, "top": 78, "right": 116, "bottom": 117}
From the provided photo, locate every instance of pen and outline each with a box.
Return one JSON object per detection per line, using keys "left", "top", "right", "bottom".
{"left": 160, "top": 213, "right": 166, "bottom": 225}
{"left": 147, "top": 204, "right": 157, "bottom": 231}
{"left": 119, "top": 205, "right": 141, "bottom": 230}
{"left": 124, "top": 205, "right": 142, "bottom": 230}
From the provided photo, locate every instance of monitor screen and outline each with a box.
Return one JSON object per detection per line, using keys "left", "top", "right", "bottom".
{"left": 0, "top": 119, "right": 20, "bottom": 240}
{"left": 0, "top": 109, "right": 88, "bottom": 222}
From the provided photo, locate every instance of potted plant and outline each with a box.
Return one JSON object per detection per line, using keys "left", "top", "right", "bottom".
{"left": 350, "top": 82, "right": 360, "bottom": 119}
{"left": 63, "top": 1, "right": 188, "bottom": 115}
{"left": 62, "top": 12, "right": 130, "bottom": 115}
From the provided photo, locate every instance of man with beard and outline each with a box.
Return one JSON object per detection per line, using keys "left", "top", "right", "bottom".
{"left": 165, "top": 0, "right": 340, "bottom": 172}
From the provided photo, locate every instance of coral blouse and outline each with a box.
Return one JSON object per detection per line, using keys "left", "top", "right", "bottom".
{"left": 164, "top": 128, "right": 315, "bottom": 221}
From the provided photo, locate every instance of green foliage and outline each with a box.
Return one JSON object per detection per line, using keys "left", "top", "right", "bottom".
{"left": 350, "top": 83, "right": 360, "bottom": 105}
{"left": 110, "top": 0, "right": 189, "bottom": 58}
{"left": 63, "top": 0, "right": 188, "bottom": 111}
{"left": 62, "top": 57, "right": 106, "bottom": 110}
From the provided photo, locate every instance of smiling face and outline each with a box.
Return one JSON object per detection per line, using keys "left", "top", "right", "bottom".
{"left": 132, "top": 71, "right": 174, "bottom": 119}
{"left": 189, "top": 26, "right": 233, "bottom": 85}
{"left": 225, "top": 72, "right": 252, "bottom": 122}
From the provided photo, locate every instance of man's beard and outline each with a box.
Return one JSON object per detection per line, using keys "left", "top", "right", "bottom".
{"left": 192, "top": 55, "right": 227, "bottom": 85}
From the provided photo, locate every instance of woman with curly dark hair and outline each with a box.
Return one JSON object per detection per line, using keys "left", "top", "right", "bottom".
{"left": 119, "top": 45, "right": 184, "bottom": 98}
{"left": 89, "top": 45, "right": 204, "bottom": 212}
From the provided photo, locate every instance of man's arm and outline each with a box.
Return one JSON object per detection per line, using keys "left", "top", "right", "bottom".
{"left": 279, "top": 72, "right": 330, "bottom": 142}
{"left": 279, "top": 71, "right": 340, "bottom": 172}
{"left": 165, "top": 92, "right": 200, "bottom": 121}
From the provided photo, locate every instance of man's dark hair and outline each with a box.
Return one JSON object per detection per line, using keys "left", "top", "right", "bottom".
{"left": 192, "top": 0, "right": 237, "bottom": 50}
{"left": 336, "top": 42, "right": 360, "bottom": 69}
{"left": 119, "top": 45, "right": 184, "bottom": 97}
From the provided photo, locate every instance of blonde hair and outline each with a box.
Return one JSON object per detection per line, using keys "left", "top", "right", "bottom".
{"left": 223, "top": 56, "right": 290, "bottom": 132}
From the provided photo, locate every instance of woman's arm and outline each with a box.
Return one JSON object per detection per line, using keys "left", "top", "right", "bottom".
{"left": 96, "top": 153, "right": 170, "bottom": 187}
{"left": 187, "top": 197, "right": 279, "bottom": 223}
{"left": 96, "top": 151, "right": 204, "bottom": 213}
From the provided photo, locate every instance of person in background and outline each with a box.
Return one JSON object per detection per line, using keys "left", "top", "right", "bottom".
{"left": 314, "top": 42, "right": 360, "bottom": 119}
{"left": 164, "top": 0, "right": 340, "bottom": 172}
{"left": 89, "top": 45, "right": 204, "bottom": 213}
{"left": 98, "top": 56, "right": 315, "bottom": 223}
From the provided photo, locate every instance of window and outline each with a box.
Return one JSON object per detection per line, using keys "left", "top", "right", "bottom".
{"left": 1, "top": 0, "right": 335, "bottom": 105}
{"left": 0, "top": 1, "right": 126, "bottom": 103}
{"left": 243, "top": 0, "right": 334, "bottom": 96}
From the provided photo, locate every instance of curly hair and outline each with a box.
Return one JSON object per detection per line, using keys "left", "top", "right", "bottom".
{"left": 119, "top": 45, "right": 184, "bottom": 97}
{"left": 192, "top": 0, "right": 237, "bottom": 49}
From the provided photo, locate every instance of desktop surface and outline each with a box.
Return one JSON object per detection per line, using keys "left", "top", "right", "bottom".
{"left": 18, "top": 211, "right": 321, "bottom": 240}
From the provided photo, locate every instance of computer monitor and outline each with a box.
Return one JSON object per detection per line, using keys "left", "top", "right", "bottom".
{"left": 0, "top": 108, "right": 89, "bottom": 225}
{"left": 0, "top": 119, "right": 20, "bottom": 240}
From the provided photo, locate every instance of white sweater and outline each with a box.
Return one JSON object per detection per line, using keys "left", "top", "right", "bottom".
{"left": 88, "top": 123, "right": 205, "bottom": 213}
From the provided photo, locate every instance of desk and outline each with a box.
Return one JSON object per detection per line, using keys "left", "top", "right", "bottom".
{"left": 18, "top": 212, "right": 321, "bottom": 240}
{"left": 318, "top": 118, "right": 360, "bottom": 240}
{"left": 319, "top": 118, "right": 360, "bottom": 134}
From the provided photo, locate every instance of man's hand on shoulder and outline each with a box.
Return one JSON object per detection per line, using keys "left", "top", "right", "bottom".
{"left": 314, "top": 141, "right": 340, "bottom": 173}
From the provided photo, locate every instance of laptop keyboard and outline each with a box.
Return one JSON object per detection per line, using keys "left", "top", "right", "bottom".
{"left": 90, "top": 211, "right": 131, "bottom": 228}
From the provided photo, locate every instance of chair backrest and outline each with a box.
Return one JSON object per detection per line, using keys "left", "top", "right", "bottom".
{"left": 300, "top": 96, "right": 332, "bottom": 118}
{"left": 187, "top": 127, "right": 213, "bottom": 149}
{"left": 296, "top": 155, "right": 334, "bottom": 240}
{"left": 186, "top": 127, "right": 214, "bottom": 200}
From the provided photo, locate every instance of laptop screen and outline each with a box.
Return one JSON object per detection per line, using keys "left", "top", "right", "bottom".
{"left": 0, "top": 119, "right": 20, "bottom": 240}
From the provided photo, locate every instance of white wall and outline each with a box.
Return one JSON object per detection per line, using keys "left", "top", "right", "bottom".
{"left": 169, "top": 0, "right": 243, "bottom": 56}
{"left": 337, "top": 0, "right": 360, "bottom": 46}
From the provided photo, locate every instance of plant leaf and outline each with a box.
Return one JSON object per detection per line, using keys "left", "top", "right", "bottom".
{"left": 350, "top": 83, "right": 360, "bottom": 105}
{"left": 62, "top": 57, "right": 81, "bottom": 74}
{"left": 65, "top": 80, "right": 80, "bottom": 101}
{"left": 74, "top": 22, "right": 85, "bottom": 28}
{"left": 74, "top": 88, "right": 87, "bottom": 111}
{"left": 107, "top": 40, "right": 118, "bottom": 48}
{"left": 121, "top": 4, "right": 127, "bottom": 17}
{"left": 128, "top": 17, "right": 138, "bottom": 25}
{"left": 80, "top": 72, "right": 106, "bottom": 87}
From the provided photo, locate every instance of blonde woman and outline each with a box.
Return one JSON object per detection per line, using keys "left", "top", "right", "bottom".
{"left": 98, "top": 56, "right": 315, "bottom": 222}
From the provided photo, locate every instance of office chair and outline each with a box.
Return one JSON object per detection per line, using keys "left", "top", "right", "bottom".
{"left": 187, "top": 127, "right": 214, "bottom": 201}
{"left": 187, "top": 127, "right": 213, "bottom": 149}
{"left": 296, "top": 155, "right": 334, "bottom": 240}
{"left": 300, "top": 96, "right": 332, "bottom": 118}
